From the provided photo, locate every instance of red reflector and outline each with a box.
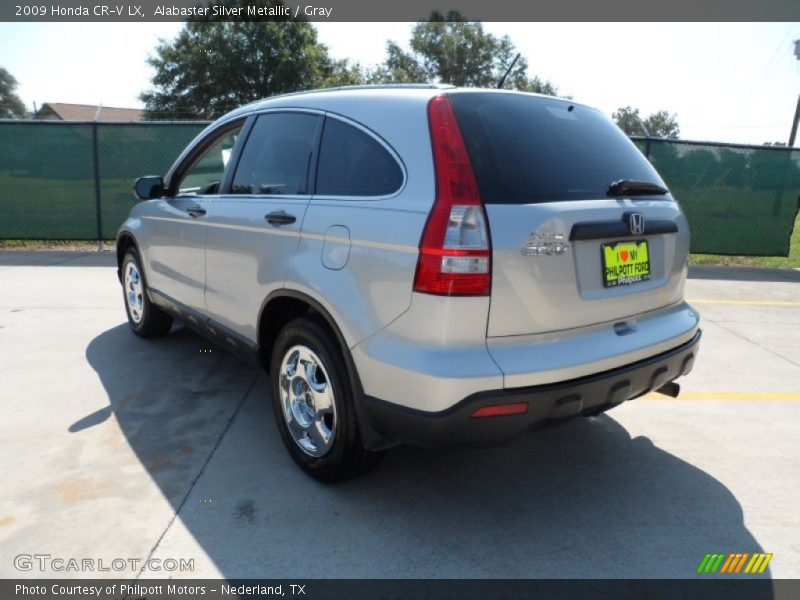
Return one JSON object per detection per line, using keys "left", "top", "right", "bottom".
{"left": 470, "top": 402, "right": 528, "bottom": 418}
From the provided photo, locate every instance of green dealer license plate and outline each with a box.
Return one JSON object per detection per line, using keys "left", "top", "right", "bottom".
{"left": 602, "top": 240, "right": 651, "bottom": 288}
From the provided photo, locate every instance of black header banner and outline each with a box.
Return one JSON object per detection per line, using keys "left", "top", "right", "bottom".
{"left": 2, "top": 0, "right": 799, "bottom": 22}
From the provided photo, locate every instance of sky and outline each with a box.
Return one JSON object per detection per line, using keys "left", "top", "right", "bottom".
{"left": 0, "top": 21, "right": 798, "bottom": 145}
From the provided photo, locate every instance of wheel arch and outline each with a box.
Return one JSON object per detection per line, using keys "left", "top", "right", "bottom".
{"left": 257, "top": 289, "right": 352, "bottom": 368}
{"left": 258, "top": 289, "right": 392, "bottom": 450}
{"left": 116, "top": 230, "right": 141, "bottom": 283}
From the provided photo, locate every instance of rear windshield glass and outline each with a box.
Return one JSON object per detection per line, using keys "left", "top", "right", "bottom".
{"left": 448, "top": 92, "right": 667, "bottom": 204}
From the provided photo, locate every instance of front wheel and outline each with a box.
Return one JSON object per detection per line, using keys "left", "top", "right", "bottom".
{"left": 270, "top": 316, "right": 382, "bottom": 482}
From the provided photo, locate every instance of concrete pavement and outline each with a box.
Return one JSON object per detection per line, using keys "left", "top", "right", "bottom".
{"left": 0, "top": 251, "right": 798, "bottom": 580}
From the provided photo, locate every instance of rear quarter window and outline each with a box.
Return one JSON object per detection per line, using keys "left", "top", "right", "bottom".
{"left": 448, "top": 92, "right": 666, "bottom": 204}
{"left": 315, "top": 117, "right": 403, "bottom": 197}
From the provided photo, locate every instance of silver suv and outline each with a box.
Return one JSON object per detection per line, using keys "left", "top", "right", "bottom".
{"left": 117, "top": 85, "right": 701, "bottom": 481}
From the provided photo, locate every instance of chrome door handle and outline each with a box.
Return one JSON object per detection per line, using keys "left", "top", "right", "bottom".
{"left": 265, "top": 211, "right": 296, "bottom": 226}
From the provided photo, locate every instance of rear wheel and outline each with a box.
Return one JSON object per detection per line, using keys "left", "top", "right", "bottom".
{"left": 270, "top": 316, "right": 382, "bottom": 482}
{"left": 121, "top": 248, "right": 172, "bottom": 338}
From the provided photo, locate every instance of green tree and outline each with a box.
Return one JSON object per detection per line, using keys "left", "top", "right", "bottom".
{"left": 612, "top": 106, "right": 645, "bottom": 136}
{"left": 613, "top": 106, "right": 680, "bottom": 139}
{"left": 644, "top": 110, "right": 680, "bottom": 139}
{"left": 0, "top": 67, "right": 27, "bottom": 119}
{"left": 140, "top": 0, "right": 363, "bottom": 119}
{"left": 368, "top": 12, "right": 559, "bottom": 95}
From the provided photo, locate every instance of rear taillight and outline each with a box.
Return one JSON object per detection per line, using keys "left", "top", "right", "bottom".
{"left": 413, "top": 94, "right": 491, "bottom": 296}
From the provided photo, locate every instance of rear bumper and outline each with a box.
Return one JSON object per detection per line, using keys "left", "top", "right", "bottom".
{"left": 362, "top": 330, "right": 701, "bottom": 448}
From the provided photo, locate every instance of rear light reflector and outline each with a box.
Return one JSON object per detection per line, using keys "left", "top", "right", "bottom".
{"left": 470, "top": 402, "right": 528, "bottom": 418}
{"left": 440, "top": 256, "right": 488, "bottom": 273}
{"left": 413, "top": 94, "right": 491, "bottom": 297}
{"left": 443, "top": 205, "right": 488, "bottom": 249}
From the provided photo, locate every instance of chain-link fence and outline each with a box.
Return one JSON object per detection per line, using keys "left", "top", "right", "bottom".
{"left": 0, "top": 121, "right": 798, "bottom": 255}
{"left": 0, "top": 120, "right": 208, "bottom": 240}
{"left": 632, "top": 137, "right": 800, "bottom": 256}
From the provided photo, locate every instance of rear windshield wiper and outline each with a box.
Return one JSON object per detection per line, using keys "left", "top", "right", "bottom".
{"left": 607, "top": 180, "right": 669, "bottom": 197}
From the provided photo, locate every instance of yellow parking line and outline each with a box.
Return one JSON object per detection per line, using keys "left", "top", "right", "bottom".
{"left": 688, "top": 299, "right": 800, "bottom": 306}
{"left": 642, "top": 392, "right": 800, "bottom": 400}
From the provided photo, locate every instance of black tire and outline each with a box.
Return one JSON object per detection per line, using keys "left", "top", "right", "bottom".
{"left": 121, "top": 247, "right": 173, "bottom": 338}
{"left": 270, "top": 316, "right": 383, "bottom": 482}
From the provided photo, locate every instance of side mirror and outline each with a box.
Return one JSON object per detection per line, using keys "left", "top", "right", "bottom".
{"left": 132, "top": 176, "right": 164, "bottom": 200}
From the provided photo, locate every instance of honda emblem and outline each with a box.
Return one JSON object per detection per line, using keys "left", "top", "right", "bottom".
{"left": 627, "top": 212, "right": 646, "bottom": 235}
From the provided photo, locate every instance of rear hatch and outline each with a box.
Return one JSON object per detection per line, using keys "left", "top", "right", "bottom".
{"left": 448, "top": 91, "right": 689, "bottom": 337}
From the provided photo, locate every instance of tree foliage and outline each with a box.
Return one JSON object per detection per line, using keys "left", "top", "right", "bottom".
{"left": 140, "top": 1, "right": 362, "bottom": 119}
{"left": 140, "top": 6, "right": 564, "bottom": 119}
{"left": 613, "top": 106, "right": 680, "bottom": 139}
{"left": 612, "top": 106, "right": 646, "bottom": 136}
{"left": 368, "top": 12, "right": 558, "bottom": 95}
{"left": 0, "top": 67, "right": 28, "bottom": 119}
{"left": 645, "top": 110, "right": 681, "bottom": 139}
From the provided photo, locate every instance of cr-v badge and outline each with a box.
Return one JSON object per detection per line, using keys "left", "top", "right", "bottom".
{"left": 521, "top": 232, "right": 569, "bottom": 256}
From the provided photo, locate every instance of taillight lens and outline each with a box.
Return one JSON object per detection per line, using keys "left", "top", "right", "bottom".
{"left": 413, "top": 94, "right": 491, "bottom": 297}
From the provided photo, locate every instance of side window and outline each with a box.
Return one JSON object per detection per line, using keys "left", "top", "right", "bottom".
{"left": 316, "top": 118, "right": 403, "bottom": 197}
{"left": 231, "top": 112, "right": 321, "bottom": 195}
{"left": 177, "top": 125, "right": 242, "bottom": 195}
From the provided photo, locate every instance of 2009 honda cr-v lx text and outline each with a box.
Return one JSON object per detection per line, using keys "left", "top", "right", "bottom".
{"left": 117, "top": 85, "right": 701, "bottom": 481}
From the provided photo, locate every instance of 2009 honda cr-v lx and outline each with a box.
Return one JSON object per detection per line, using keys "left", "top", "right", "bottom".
{"left": 117, "top": 85, "right": 701, "bottom": 481}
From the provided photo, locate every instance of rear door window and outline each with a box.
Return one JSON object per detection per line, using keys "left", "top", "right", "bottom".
{"left": 448, "top": 92, "right": 667, "bottom": 204}
{"left": 315, "top": 117, "right": 403, "bottom": 197}
{"left": 231, "top": 112, "right": 322, "bottom": 195}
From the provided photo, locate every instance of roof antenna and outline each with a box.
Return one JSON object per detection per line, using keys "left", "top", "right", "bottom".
{"left": 497, "top": 53, "right": 521, "bottom": 89}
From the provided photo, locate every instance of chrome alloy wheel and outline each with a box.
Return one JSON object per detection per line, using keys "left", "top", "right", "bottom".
{"left": 279, "top": 345, "right": 337, "bottom": 457}
{"left": 124, "top": 261, "right": 144, "bottom": 324}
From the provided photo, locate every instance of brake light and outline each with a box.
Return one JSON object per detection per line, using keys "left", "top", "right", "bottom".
{"left": 413, "top": 94, "right": 491, "bottom": 296}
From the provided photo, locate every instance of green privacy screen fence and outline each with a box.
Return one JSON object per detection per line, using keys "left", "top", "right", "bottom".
{"left": 0, "top": 120, "right": 208, "bottom": 240}
{"left": 631, "top": 137, "right": 800, "bottom": 256}
{"left": 0, "top": 120, "right": 798, "bottom": 255}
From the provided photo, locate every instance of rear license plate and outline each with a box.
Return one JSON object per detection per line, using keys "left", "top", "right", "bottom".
{"left": 602, "top": 240, "right": 651, "bottom": 287}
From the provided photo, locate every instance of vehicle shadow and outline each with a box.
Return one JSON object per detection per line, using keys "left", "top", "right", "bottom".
{"left": 83, "top": 323, "right": 771, "bottom": 583}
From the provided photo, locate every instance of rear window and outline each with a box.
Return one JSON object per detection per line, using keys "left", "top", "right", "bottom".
{"left": 448, "top": 92, "right": 666, "bottom": 204}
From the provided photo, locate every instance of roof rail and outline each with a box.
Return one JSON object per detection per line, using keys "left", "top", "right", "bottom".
{"left": 227, "top": 84, "right": 458, "bottom": 115}
{"left": 317, "top": 83, "right": 456, "bottom": 92}
{"left": 249, "top": 83, "right": 456, "bottom": 104}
